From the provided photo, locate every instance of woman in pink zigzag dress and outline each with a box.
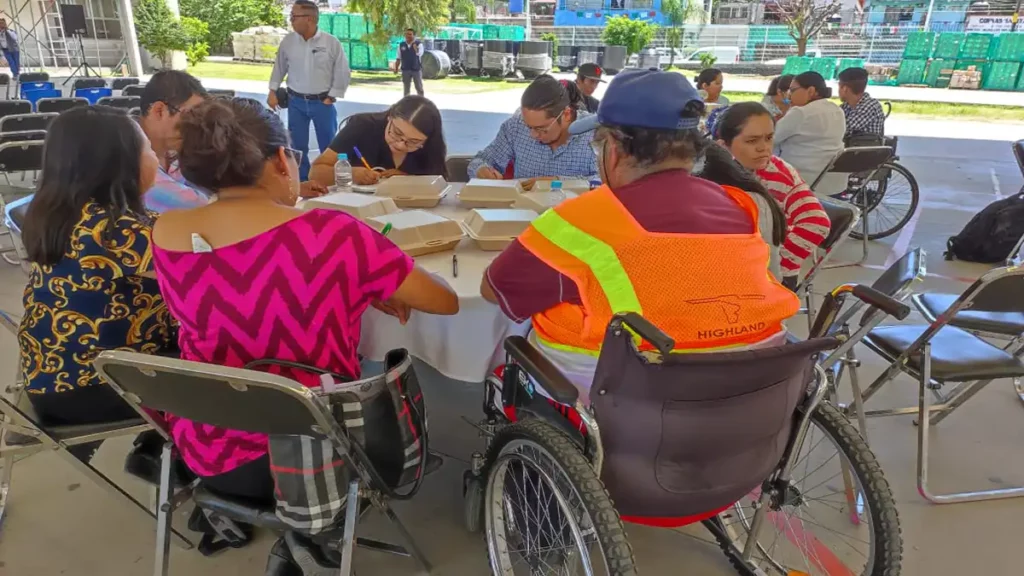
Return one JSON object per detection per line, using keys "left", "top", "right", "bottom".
{"left": 151, "top": 98, "right": 459, "bottom": 503}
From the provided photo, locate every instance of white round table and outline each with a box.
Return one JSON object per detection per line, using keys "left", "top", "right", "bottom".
{"left": 355, "top": 183, "right": 531, "bottom": 383}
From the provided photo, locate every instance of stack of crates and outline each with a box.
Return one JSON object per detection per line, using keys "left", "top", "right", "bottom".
{"left": 959, "top": 33, "right": 993, "bottom": 59}
{"left": 318, "top": 13, "right": 334, "bottom": 34}
{"left": 369, "top": 44, "right": 391, "bottom": 70}
{"left": 332, "top": 14, "right": 350, "bottom": 40}
{"left": 924, "top": 58, "right": 955, "bottom": 88}
{"left": 809, "top": 57, "right": 838, "bottom": 80}
{"left": 782, "top": 56, "right": 812, "bottom": 75}
{"left": 483, "top": 24, "right": 501, "bottom": 39}
{"left": 896, "top": 59, "right": 928, "bottom": 85}
{"left": 349, "top": 42, "right": 371, "bottom": 70}
{"left": 903, "top": 31, "right": 935, "bottom": 59}
{"left": 989, "top": 33, "right": 1024, "bottom": 92}
{"left": 934, "top": 32, "right": 965, "bottom": 60}
{"left": 837, "top": 58, "right": 865, "bottom": 74}
{"left": 347, "top": 14, "right": 367, "bottom": 40}
{"left": 983, "top": 61, "right": 1021, "bottom": 91}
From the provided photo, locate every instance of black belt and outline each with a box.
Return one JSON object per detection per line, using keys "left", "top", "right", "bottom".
{"left": 287, "top": 88, "right": 329, "bottom": 100}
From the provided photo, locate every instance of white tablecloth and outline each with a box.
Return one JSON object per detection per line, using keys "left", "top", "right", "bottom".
{"left": 355, "top": 184, "right": 531, "bottom": 383}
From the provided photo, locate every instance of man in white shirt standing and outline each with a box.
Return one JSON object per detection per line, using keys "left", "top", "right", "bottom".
{"left": 396, "top": 28, "right": 424, "bottom": 97}
{"left": 268, "top": 0, "right": 351, "bottom": 180}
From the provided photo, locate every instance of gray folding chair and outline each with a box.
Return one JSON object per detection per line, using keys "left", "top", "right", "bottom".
{"left": 848, "top": 265, "right": 1024, "bottom": 504}
{"left": 0, "top": 112, "right": 57, "bottom": 133}
{"left": 36, "top": 97, "right": 88, "bottom": 114}
{"left": 97, "top": 96, "right": 141, "bottom": 112}
{"left": 94, "top": 351, "right": 434, "bottom": 576}
{"left": 112, "top": 77, "right": 141, "bottom": 92}
{"left": 1, "top": 193, "right": 30, "bottom": 268}
{"left": 122, "top": 84, "right": 146, "bottom": 98}
{"left": 0, "top": 312, "right": 191, "bottom": 544}
{"left": 796, "top": 197, "right": 861, "bottom": 330}
{"left": 444, "top": 154, "right": 474, "bottom": 183}
{"left": 0, "top": 144, "right": 42, "bottom": 266}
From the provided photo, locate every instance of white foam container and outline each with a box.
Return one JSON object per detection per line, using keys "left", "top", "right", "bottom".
{"left": 375, "top": 175, "right": 450, "bottom": 208}
{"left": 367, "top": 210, "right": 464, "bottom": 257}
{"left": 303, "top": 192, "right": 400, "bottom": 221}
{"left": 458, "top": 179, "right": 522, "bottom": 208}
{"left": 461, "top": 208, "right": 538, "bottom": 251}
{"left": 528, "top": 179, "right": 591, "bottom": 193}
{"left": 516, "top": 190, "right": 575, "bottom": 212}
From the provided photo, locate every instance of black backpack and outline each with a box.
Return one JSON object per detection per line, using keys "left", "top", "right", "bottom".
{"left": 945, "top": 190, "right": 1024, "bottom": 263}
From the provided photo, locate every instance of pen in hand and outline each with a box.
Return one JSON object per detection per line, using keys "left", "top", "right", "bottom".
{"left": 352, "top": 146, "right": 374, "bottom": 172}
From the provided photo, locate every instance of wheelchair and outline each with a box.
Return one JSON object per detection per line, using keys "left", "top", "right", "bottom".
{"left": 462, "top": 285, "right": 910, "bottom": 575}
{"left": 834, "top": 130, "right": 919, "bottom": 241}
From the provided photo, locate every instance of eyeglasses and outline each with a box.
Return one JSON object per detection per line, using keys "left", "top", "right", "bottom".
{"left": 387, "top": 120, "right": 426, "bottom": 150}
{"left": 161, "top": 101, "right": 181, "bottom": 115}
{"left": 525, "top": 114, "right": 562, "bottom": 136}
{"left": 289, "top": 13, "right": 313, "bottom": 20}
{"left": 284, "top": 147, "right": 303, "bottom": 165}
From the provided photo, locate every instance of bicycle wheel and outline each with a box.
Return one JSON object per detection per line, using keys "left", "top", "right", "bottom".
{"left": 483, "top": 419, "right": 637, "bottom": 576}
{"left": 847, "top": 162, "right": 920, "bottom": 241}
{"left": 714, "top": 403, "right": 902, "bottom": 576}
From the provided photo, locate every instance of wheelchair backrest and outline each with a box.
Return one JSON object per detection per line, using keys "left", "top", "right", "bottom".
{"left": 590, "top": 329, "right": 837, "bottom": 519}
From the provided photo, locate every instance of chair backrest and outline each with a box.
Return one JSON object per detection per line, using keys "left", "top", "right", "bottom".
{"left": 0, "top": 73, "right": 10, "bottom": 87}
{"left": 1014, "top": 140, "right": 1024, "bottom": 179}
{"left": 4, "top": 193, "right": 31, "bottom": 233}
{"left": 0, "top": 130, "right": 48, "bottom": 144}
{"left": 128, "top": 107, "right": 141, "bottom": 118}
{"left": 18, "top": 72, "right": 50, "bottom": 84}
{"left": 73, "top": 78, "right": 107, "bottom": 91}
{"left": 23, "top": 88, "right": 61, "bottom": 109}
{"left": 817, "top": 197, "right": 861, "bottom": 252}
{"left": 207, "top": 88, "right": 236, "bottom": 99}
{"left": 0, "top": 112, "right": 56, "bottom": 133}
{"left": 851, "top": 246, "right": 926, "bottom": 328}
{"left": 0, "top": 100, "right": 31, "bottom": 121}
{"left": 96, "top": 96, "right": 140, "bottom": 111}
{"left": 36, "top": 97, "right": 88, "bottom": 114}
{"left": 122, "top": 84, "right": 146, "bottom": 97}
{"left": 74, "top": 87, "right": 113, "bottom": 104}
{"left": 19, "top": 82, "right": 55, "bottom": 98}
{"left": 93, "top": 352, "right": 338, "bottom": 439}
{"left": 111, "top": 77, "right": 140, "bottom": 91}
{"left": 590, "top": 320, "right": 838, "bottom": 518}
{"left": 809, "top": 146, "right": 894, "bottom": 190}
{"left": 445, "top": 155, "right": 473, "bottom": 183}
{"left": 955, "top": 266, "right": 1024, "bottom": 315}
{"left": 0, "top": 140, "right": 45, "bottom": 173}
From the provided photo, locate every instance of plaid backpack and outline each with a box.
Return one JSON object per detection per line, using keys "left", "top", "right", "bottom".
{"left": 255, "top": 349, "right": 428, "bottom": 534}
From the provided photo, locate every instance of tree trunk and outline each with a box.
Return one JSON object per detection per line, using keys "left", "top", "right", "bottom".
{"left": 796, "top": 35, "right": 808, "bottom": 56}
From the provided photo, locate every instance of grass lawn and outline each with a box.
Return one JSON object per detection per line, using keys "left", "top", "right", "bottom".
{"left": 188, "top": 61, "right": 523, "bottom": 94}
{"left": 723, "top": 91, "right": 1024, "bottom": 122}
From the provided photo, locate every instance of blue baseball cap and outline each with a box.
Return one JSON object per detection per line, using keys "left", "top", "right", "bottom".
{"left": 569, "top": 68, "right": 703, "bottom": 135}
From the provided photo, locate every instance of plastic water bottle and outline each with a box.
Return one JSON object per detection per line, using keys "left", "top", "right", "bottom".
{"left": 334, "top": 153, "right": 353, "bottom": 194}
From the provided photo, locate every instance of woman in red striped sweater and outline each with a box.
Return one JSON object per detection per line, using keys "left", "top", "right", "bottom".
{"left": 713, "top": 102, "right": 831, "bottom": 287}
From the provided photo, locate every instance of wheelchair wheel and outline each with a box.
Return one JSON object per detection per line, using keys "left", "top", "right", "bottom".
{"left": 714, "top": 403, "right": 902, "bottom": 576}
{"left": 482, "top": 419, "right": 637, "bottom": 576}
{"left": 843, "top": 161, "right": 920, "bottom": 241}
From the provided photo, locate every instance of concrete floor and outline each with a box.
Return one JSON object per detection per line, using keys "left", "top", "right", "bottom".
{"left": 1, "top": 91, "right": 1024, "bottom": 575}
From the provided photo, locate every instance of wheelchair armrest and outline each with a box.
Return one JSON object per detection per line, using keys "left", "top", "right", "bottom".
{"left": 615, "top": 312, "right": 675, "bottom": 356}
{"left": 503, "top": 336, "right": 579, "bottom": 406}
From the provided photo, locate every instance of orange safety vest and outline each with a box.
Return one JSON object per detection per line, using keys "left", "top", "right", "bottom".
{"left": 518, "top": 184, "right": 799, "bottom": 355}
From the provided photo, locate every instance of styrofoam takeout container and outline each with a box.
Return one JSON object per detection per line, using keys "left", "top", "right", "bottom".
{"left": 303, "top": 192, "right": 400, "bottom": 221}
{"left": 527, "top": 179, "right": 591, "bottom": 193}
{"left": 461, "top": 209, "right": 538, "bottom": 251}
{"left": 375, "top": 175, "right": 450, "bottom": 208}
{"left": 459, "top": 179, "right": 523, "bottom": 208}
{"left": 367, "top": 210, "right": 464, "bottom": 257}
{"left": 516, "top": 190, "right": 575, "bottom": 213}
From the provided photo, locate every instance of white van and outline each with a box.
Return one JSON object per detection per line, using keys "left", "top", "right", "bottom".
{"left": 683, "top": 46, "right": 740, "bottom": 64}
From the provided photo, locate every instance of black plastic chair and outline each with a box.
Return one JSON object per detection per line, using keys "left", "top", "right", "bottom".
{"left": 0, "top": 112, "right": 57, "bottom": 134}
{"left": 94, "top": 351, "right": 435, "bottom": 576}
{"left": 17, "top": 72, "right": 49, "bottom": 84}
{"left": 0, "top": 73, "right": 10, "bottom": 99}
{"left": 0, "top": 100, "right": 31, "bottom": 122}
{"left": 122, "top": 84, "right": 146, "bottom": 98}
{"left": 35, "top": 97, "right": 87, "bottom": 114}
{"left": 72, "top": 77, "right": 107, "bottom": 91}
{"left": 111, "top": 77, "right": 140, "bottom": 91}
{"left": 445, "top": 154, "right": 473, "bottom": 183}
{"left": 97, "top": 95, "right": 140, "bottom": 111}
{"left": 206, "top": 88, "right": 236, "bottom": 99}
{"left": 0, "top": 140, "right": 43, "bottom": 187}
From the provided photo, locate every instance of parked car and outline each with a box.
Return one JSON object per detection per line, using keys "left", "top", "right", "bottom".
{"left": 765, "top": 48, "right": 823, "bottom": 64}
{"left": 682, "top": 46, "right": 740, "bottom": 64}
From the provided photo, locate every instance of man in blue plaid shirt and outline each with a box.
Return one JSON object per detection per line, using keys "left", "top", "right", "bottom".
{"left": 468, "top": 75, "right": 598, "bottom": 186}
{"left": 838, "top": 67, "right": 885, "bottom": 139}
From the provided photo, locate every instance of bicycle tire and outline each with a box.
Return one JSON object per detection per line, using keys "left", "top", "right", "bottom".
{"left": 715, "top": 403, "right": 903, "bottom": 576}
{"left": 482, "top": 419, "right": 637, "bottom": 576}
{"left": 849, "top": 161, "right": 920, "bottom": 241}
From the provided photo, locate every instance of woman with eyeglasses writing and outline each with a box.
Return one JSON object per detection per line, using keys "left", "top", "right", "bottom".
{"left": 309, "top": 95, "right": 449, "bottom": 186}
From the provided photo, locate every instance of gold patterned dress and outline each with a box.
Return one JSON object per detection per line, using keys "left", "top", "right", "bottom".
{"left": 18, "top": 202, "right": 176, "bottom": 399}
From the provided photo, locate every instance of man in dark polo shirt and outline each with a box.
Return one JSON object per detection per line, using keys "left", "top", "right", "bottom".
{"left": 481, "top": 70, "right": 793, "bottom": 398}
{"left": 396, "top": 28, "right": 424, "bottom": 96}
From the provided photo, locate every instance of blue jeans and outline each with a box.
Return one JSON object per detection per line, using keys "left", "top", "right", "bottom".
{"left": 286, "top": 97, "right": 338, "bottom": 181}
{"left": 3, "top": 50, "right": 19, "bottom": 77}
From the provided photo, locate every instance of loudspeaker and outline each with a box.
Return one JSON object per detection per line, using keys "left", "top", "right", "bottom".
{"left": 59, "top": 4, "right": 87, "bottom": 36}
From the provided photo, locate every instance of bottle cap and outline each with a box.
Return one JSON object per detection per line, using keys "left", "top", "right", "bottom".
{"left": 338, "top": 153, "right": 348, "bottom": 160}
{"left": 551, "top": 180, "right": 563, "bottom": 190}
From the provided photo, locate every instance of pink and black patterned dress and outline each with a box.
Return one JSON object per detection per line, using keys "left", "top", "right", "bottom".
{"left": 153, "top": 209, "right": 413, "bottom": 477}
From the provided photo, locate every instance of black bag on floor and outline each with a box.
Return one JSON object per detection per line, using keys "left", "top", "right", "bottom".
{"left": 945, "top": 191, "right": 1024, "bottom": 263}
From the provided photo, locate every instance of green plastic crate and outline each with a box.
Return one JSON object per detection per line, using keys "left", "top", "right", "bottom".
{"left": 809, "top": 57, "right": 837, "bottom": 79}
{"left": 903, "top": 31, "right": 935, "bottom": 59}
{"left": 837, "top": 58, "right": 865, "bottom": 74}
{"left": 331, "top": 14, "right": 350, "bottom": 40}
{"left": 959, "top": 33, "right": 993, "bottom": 59}
{"left": 338, "top": 41, "right": 351, "bottom": 62}
{"left": 990, "top": 33, "right": 1024, "bottom": 62}
{"left": 924, "top": 58, "right": 955, "bottom": 88}
{"left": 983, "top": 61, "right": 1022, "bottom": 91}
{"left": 318, "top": 13, "right": 334, "bottom": 33}
{"left": 482, "top": 25, "right": 500, "bottom": 39}
{"left": 896, "top": 59, "right": 927, "bottom": 85}
{"left": 782, "top": 56, "right": 812, "bottom": 75}
{"left": 349, "top": 42, "right": 370, "bottom": 69}
{"left": 934, "top": 33, "right": 965, "bottom": 59}
{"left": 346, "top": 14, "right": 367, "bottom": 40}
{"left": 369, "top": 44, "right": 391, "bottom": 70}
{"left": 1018, "top": 69, "right": 1024, "bottom": 91}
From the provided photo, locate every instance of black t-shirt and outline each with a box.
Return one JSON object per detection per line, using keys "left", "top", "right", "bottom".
{"left": 584, "top": 95, "right": 600, "bottom": 114}
{"left": 328, "top": 113, "right": 434, "bottom": 175}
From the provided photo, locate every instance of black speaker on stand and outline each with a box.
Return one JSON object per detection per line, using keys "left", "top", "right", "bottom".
{"left": 60, "top": 4, "right": 101, "bottom": 86}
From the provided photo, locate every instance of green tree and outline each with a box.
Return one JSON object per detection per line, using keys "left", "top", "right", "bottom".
{"left": 770, "top": 0, "right": 842, "bottom": 56}
{"left": 180, "top": 0, "right": 286, "bottom": 52}
{"left": 540, "top": 32, "right": 558, "bottom": 58}
{"left": 661, "top": 0, "right": 705, "bottom": 68}
{"left": 134, "top": 0, "right": 188, "bottom": 68}
{"left": 181, "top": 16, "right": 210, "bottom": 67}
{"left": 451, "top": 0, "right": 476, "bottom": 23}
{"left": 601, "top": 16, "right": 656, "bottom": 56}
{"left": 346, "top": 0, "right": 449, "bottom": 48}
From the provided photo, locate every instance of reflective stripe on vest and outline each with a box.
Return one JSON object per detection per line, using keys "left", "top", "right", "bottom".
{"left": 531, "top": 210, "right": 643, "bottom": 316}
